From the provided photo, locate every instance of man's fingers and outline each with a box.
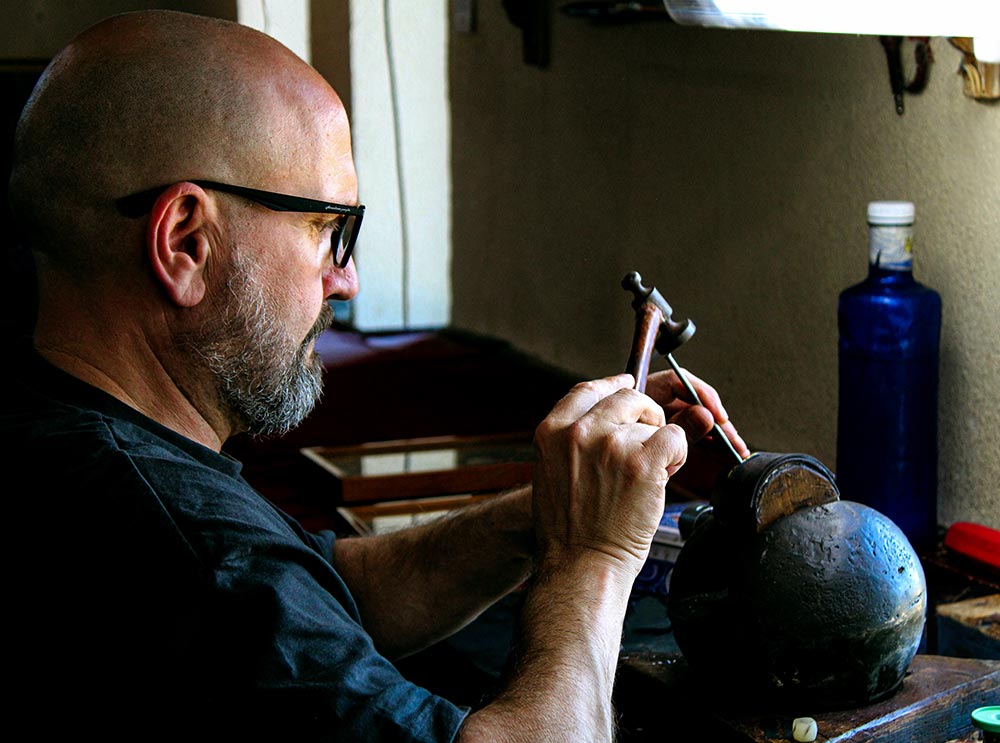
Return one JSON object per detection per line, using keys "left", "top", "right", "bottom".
{"left": 640, "top": 422, "right": 688, "bottom": 476}
{"left": 669, "top": 406, "right": 751, "bottom": 458}
{"left": 612, "top": 421, "right": 688, "bottom": 483}
{"left": 544, "top": 377, "right": 667, "bottom": 433}
{"left": 646, "top": 368, "right": 751, "bottom": 458}
{"left": 543, "top": 374, "right": 636, "bottom": 427}
{"left": 584, "top": 387, "right": 666, "bottom": 429}
{"left": 646, "top": 367, "right": 729, "bottom": 424}
{"left": 716, "top": 419, "right": 751, "bottom": 459}
{"left": 667, "top": 405, "right": 714, "bottom": 443}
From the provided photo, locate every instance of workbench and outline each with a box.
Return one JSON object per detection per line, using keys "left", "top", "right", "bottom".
{"left": 614, "top": 653, "right": 999, "bottom": 743}
{"left": 394, "top": 591, "right": 998, "bottom": 743}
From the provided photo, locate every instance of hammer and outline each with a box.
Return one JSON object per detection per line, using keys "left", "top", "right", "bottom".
{"left": 622, "top": 271, "right": 744, "bottom": 466}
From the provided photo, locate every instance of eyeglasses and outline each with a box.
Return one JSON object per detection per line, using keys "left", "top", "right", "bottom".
{"left": 116, "top": 180, "right": 365, "bottom": 268}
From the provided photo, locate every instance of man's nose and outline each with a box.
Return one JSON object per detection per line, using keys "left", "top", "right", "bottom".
{"left": 323, "top": 258, "right": 359, "bottom": 302}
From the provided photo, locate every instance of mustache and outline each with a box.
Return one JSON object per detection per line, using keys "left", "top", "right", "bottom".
{"left": 305, "top": 302, "right": 335, "bottom": 346}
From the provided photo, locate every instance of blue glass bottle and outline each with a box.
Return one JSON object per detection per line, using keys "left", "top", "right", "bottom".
{"left": 836, "top": 201, "right": 942, "bottom": 553}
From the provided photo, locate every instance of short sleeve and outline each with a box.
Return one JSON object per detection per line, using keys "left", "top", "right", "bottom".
{"left": 300, "top": 526, "right": 338, "bottom": 565}
{"left": 165, "top": 472, "right": 470, "bottom": 743}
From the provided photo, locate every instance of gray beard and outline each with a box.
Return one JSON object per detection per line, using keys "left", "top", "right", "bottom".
{"left": 182, "top": 251, "right": 332, "bottom": 437}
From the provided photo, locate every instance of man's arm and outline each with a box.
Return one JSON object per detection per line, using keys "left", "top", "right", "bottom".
{"left": 458, "top": 374, "right": 690, "bottom": 742}
{"left": 339, "top": 373, "right": 701, "bottom": 741}
{"left": 333, "top": 485, "right": 536, "bottom": 659}
{"left": 333, "top": 367, "right": 748, "bottom": 663}
{"left": 459, "top": 552, "right": 636, "bottom": 740}
{"left": 332, "top": 367, "right": 745, "bottom": 741}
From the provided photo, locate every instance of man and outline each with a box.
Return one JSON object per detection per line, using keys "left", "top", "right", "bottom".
{"left": 3, "top": 9, "right": 747, "bottom": 742}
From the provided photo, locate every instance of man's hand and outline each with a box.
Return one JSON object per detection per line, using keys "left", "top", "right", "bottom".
{"left": 461, "top": 373, "right": 696, "bottom": 742}
{"left": 531, "top": 373, "right": 689, "bottom": 576}
{"left": 458, "top": 369, "right": 748, "bottom": 742}
{"left": 645, "top": 367, "right": 751, "bottom": 459}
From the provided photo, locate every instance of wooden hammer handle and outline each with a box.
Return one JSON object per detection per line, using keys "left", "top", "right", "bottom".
{"left": 626, "top": 303, "right": 664, "bottom": 394}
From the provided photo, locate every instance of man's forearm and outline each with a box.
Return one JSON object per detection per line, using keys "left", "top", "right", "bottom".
{"left": 458, "top": 551, "right": 635, "bottom": 743}
{"left": 333, "top": 486, "right": 535, "bottom": 658}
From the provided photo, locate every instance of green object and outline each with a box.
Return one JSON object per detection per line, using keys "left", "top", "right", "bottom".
{"left": 972, "top": 706, "right": 1000, "bottom": 739}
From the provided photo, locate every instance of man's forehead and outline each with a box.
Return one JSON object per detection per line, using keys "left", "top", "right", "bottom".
{"left": 266, "top": 96, "right": 358, "bottom": 203}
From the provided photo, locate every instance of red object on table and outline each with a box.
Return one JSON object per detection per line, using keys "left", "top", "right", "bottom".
{"left": 944, "top": 522, "right": 1000, "bottom": 571}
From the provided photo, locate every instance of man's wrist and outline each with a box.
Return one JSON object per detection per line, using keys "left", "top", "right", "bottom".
{"left": 533, "top": 544, "right": 640, "bottom": 599}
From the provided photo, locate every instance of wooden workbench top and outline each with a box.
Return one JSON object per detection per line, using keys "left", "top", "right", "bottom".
{"left": 614, "top": 653, "right": 999, "bottom": 743}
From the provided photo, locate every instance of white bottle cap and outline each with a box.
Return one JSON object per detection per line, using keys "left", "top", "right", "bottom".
{"left": 868, "top": 201, "right": 915, "bottom": 225}
{"left": 973, "top": 37, "right": 1000, "bottom": 64}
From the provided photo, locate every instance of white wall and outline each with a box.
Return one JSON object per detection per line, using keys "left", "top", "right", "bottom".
{"left": 237, "top": 0, "right": 310, "bottom": 62}
{"left": 349, "top": 1, "right": 451, "bottom": 330}
{"left": 239, "top": 1, "right": 451, "bottom": 331}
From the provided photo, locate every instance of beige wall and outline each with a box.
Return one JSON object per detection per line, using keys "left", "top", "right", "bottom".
{"left": 449, "top": 7, "right": 999, "bottom": 529}
{"left": 6, "top": 3, "right": 996, "bottom": 530}
{"left": 3, "top": 1, "right": 237, "bottom": 58}
{"left": 2, "top": 2, "right": 343, "bottom": 98}
{"left": 311, "top": 0, "right": 351, "bottom": 119}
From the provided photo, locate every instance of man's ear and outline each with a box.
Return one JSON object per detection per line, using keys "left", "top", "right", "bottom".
{"left": 147, "top": 182, "right": 216, "bottom": 308}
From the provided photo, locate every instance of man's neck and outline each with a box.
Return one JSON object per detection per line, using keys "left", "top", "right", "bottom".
{"left": 34, "top": 335, "right": 231, "bottom": 452}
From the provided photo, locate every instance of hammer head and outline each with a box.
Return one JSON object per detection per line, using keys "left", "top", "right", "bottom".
{"left": 622, "top": 271, "right": 696, "bottom": 355}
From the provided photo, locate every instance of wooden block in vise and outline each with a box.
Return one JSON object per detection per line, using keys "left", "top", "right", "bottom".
{"left": 710, "top": 452, "right": 840, "bottom": 534}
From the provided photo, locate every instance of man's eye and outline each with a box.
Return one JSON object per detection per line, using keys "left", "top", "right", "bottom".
{"left": 311, "top": 219, "right": 341, "bottom": 237}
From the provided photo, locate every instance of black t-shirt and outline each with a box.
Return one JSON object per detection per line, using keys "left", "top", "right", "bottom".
{"left": 1, "top": 343, "right": 467, "bottom": 741}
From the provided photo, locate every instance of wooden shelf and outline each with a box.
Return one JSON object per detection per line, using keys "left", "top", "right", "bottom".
{"left": 301, "top": 432, "right": 534, "bottom": 504}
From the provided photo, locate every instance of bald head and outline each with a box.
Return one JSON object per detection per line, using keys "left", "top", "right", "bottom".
{"left": 9, "top": 10, "right": 352, "bottom": 273}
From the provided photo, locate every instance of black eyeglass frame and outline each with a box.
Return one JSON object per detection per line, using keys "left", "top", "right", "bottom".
{"left": 116, "top": 179, "right": 365, "bottom": 268}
